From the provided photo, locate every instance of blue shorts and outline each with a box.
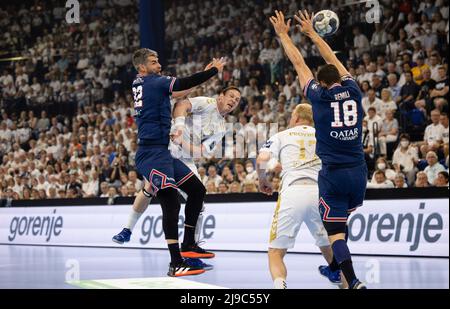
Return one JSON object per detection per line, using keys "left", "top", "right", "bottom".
{"left": 135, "top": 145, "right": 194, "bottom": 195}
{"left": 318, "top": 163, "right": 367, "bottom": 223}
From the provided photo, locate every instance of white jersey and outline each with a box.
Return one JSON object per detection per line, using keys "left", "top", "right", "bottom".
{"left": 260, "top": 125, "right": 321, "bottom": 190}
{"left": 170, "top": 96, "right": 226, "bottom": 161}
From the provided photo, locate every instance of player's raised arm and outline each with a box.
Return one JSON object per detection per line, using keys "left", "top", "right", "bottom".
{"left": 270, "top": 10, "right": 313, "bottom": 90}
{"left": 295, "top": 10, "right": 350, "bottom": 77}
{"left": 172, "top": 58, "right": 226, "bottom": 92}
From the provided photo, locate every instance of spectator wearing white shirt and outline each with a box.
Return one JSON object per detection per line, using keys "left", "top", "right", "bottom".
{"left": 371, "top": 157, "right": 396, "bottom": 183}
{"left": 362, "top": 89, "right": 383, "bottom": 115}
{"left": 367, "top": 170, "right": 394, "bottom": 188}
{"left": 244, "top": 161, "right": 257, "bottom": 183}
{"left": 204, "top": 165, "right": 223, "bottom": 187}
{"left": 424, "top": 151, "right": 446, "bottom": 185}
{"left": 0, "top": 69, "right": 14, "bottom": 87}
{"left": 378, "top": 110, "right": 399, "bottom": 156}
{"left": 364, "top": 107, "right": 383, "bottom": 138}
{"left": 127, "top": 170, "right": 143, "bottom": 192}
{"left": 404, "top": 13, "right": 419, "bottom": 38}
{"left": 352, "top": 27, "right": 370, "bottom": 58}
{"left": 197, "top": 166, "right": 208, "bottom": 185}
{"left": 394, "top": 173, "right": 408, "bottom": 188}
{"left": 386, "top": 73, "right": 401, "bottom": 101}
{"left": 378, "top": 89, "right": 397, "bottom": 119}
{"left": 30, "top": 77, "right": 41, "bottom": 93}
{"left": 420, "top": 109, "right": 445, "bottom": 157}
{"left": 371, "top": 23, "right": 388, "bottom": 47}
{"left": 392, "top": 134, "right": 419, "bottom": 186}
{"left": 440, "top": 113, "right": 449, "bottom": 158}
{"left": 428, "top": 53, "right": 441, "bottom": 81}
{"left": 82, "top": 171, "right": 99, "bottom": 197}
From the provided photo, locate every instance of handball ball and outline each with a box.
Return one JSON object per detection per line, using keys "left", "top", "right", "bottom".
{"left": 313, "top": 10, "right": 340, "bottom": 37}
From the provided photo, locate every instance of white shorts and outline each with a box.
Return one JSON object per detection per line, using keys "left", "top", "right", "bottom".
{"left": 180, "top": 159, "right": 200, "bottom": 179}
{"left": 269, "top": 185, "right": 329, "bottom": 249}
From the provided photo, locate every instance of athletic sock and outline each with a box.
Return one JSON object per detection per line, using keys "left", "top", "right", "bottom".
{"left": 183, "top": 225, "right": 196, "bottom": 246}
{"left": 273, "top": 278, "right": 287, "bottom": 289}
{"left": 332, "top": 239, "right": 357, "bottom": 284}
{"left": 329, "top": 257, "right": 340, "bottom": 272}
{"left": 168, "top": 243, "right": 183, "bottom": 265}
{"left": 126, "top": 209, "right": 144, "bottom": 231}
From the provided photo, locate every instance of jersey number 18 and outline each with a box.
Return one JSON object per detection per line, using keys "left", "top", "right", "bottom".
{"left": 330, "top": 100, "right": 358, "bottom": 128}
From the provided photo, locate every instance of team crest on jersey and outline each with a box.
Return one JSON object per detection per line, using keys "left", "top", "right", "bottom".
{"left": 311, "top": 83, "right": 319, "bottom": 90}
{"left": 263, "top": 140, "right": 273, "bottom": 148}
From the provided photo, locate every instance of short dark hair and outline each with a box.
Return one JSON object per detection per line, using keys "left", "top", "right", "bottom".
{"left": 399, "top": 133, "right": 410, "bottom": 140}
{"left": 221, "top": 86, "right": 241, "bottom": 95}
{"left": 317, "top": 64, "right": 341, "bottom": 86}
{"left": 438, "top": 171, "right": 449, "bottom": 181}
{"left": 132, "top": 48, "right": 158, "bottom": 71}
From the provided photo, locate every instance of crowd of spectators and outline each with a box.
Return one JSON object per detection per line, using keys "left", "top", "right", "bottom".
{"left": 0, "top": 0, "right": 449, "bottom": 201}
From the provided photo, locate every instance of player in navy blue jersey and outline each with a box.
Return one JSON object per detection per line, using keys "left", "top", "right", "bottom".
{"left": 270, "top": 10, "right": 366, "bottom": 288}
{"left": 128, "top": 48, "right": 225, "bottom": 277}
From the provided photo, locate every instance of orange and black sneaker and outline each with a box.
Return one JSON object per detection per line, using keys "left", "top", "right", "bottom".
{"left": 181, "top": 243, "right": 216, "bottom": 259}
{"left": 167, "top": 259, "right": 206, "bottom": 277}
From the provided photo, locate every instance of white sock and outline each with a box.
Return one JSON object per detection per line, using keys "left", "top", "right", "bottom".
{"left": 274, "top": 278, "right": 287, "bottom": 289}
{"left": 126, "top": 209, "right": 144, "bottom": 231}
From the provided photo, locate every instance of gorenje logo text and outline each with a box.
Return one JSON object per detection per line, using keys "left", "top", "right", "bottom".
{"left": 9, "top": 209, "right": 63, "bottom": 242}
{"left": 348, "top": 202, "right": 444, "bottom": 251}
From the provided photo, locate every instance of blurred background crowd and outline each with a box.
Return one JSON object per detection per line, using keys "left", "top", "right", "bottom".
{"left": 0, "top": 0, "right": 448, "bottom": 201}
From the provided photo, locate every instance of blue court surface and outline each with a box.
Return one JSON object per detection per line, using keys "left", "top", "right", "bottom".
{"left": 0, "top": 245, "right": 448, "bottom": 289}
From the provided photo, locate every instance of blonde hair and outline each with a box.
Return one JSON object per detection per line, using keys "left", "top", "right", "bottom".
{"left": 292, "top": 103, "right": 314, "bottom": 125}
{"left": 381, "top": 88, "right": 392, "bottom": 101}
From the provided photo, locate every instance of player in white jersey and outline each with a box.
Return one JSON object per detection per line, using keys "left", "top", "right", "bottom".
{"left": 257, "top": 104, "right": 343, "bottom": 289}
{"left": 112, "top": 87, "right": 241, "bottom": 257}
{"left": 169, "top": 87, "right": 241, "bottom": 246}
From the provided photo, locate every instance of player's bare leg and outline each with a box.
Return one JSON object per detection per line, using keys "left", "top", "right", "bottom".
{"left": 319, "top": 245, "right": 333, "bottom": 264}
{"left": 112, "top": 182, "right": 152, "bottom": 244}
{"left": 268, "top": 248, "right": 287, "bottom": 289}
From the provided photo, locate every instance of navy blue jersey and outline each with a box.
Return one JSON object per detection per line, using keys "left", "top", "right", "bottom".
{"left": 132, "top": 74, "right": 176, "bottom": 145}
{"left": 304, "top": 75, "right": 365, "bottom": 166}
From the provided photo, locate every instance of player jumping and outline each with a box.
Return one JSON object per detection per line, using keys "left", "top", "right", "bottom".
{"left": 257, "top": 104, "right": 344, "bottom": 289}
{"left": 270, "top": 10, "right": 367, "bottom": 288}
{"left": 121, "top": 48, "right": 224, "bottom": 277}
{"left": 112, "top": 87, "right": 241, "bottom": 267}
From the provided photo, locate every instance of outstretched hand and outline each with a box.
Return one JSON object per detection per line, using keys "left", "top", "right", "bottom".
{"left": 205, "top": 57, "right": 226, "bottom": 73}
{"left": 294, "top": 10, "right": 316, "bottom": 37}
{"left": 269, "top": 10, "right": 291, "bottom": 36}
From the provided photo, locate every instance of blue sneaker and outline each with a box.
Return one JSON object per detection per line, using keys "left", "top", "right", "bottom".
{"left": 318, "top": 265, "right": 341, "bottom": 284}
{"left": 350, "top": 279, "right": 367, "bottom": 289}
{"left": 184, "top": 258, "right": 214, "bottom": 271}
{"left": 112, "top": 228, "right": 132, "bottom": 244}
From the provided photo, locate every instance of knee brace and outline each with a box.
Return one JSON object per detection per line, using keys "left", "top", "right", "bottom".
{"left": 323, "top": 221, "right": 347, "bottom": 236}
{"left": 157, "top": 188, "right": 181, "bottom": 240}
{"left": 142, "top": 187, "right": 152, "bottom": 198}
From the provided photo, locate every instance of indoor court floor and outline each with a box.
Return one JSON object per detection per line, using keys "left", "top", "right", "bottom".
{"left": 0, "top": 245, "right": 448, "bottom": 289}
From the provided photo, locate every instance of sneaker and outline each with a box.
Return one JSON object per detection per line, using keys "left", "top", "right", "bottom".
{"left": 181, "top": 243, "right": 215, "bottom": 259}
{"left": 350, "top": 279, "right": 367, "bottom": 289}
{"left": 184, "top": 258, "right": 214, "bottom": 271}
{"left": 318, "top": 265, "right": 341, "bottom": 284}
{"left": 167, "top": 259, "right": 206, "bottom": 277}
{"left": 112, "top": 228, "right": 132, "bottom": 244}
